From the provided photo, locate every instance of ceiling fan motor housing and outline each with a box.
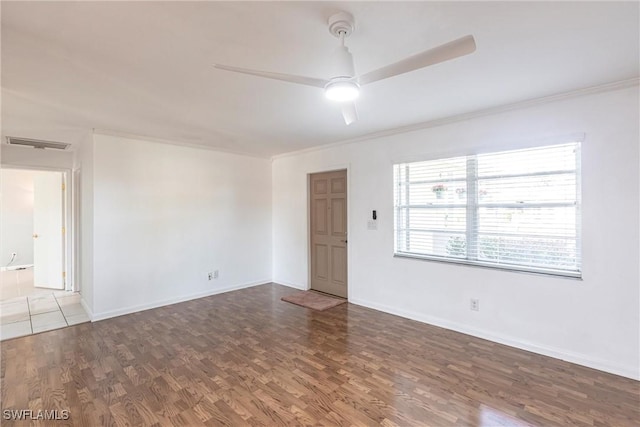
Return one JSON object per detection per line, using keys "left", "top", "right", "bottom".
{"left": 331, "top": 46, "right": 356, "bottom": 78}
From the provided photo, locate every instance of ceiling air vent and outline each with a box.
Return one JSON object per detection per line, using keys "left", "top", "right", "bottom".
{"left": 5, "top": 137, "right": 71, "bottom": 150}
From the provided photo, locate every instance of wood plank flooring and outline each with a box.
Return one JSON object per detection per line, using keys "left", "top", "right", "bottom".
{"left": 1, "top": 283, "right": 638, "bottom": 426}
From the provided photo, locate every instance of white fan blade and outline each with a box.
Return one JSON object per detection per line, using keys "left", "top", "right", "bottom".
{"left": 214, "top": 64, "right": 329, "bottom": 88}
{"left": 358, "top": 35, "right": 476, "bottom": 86}
{"left": 341, "top": 102, "right": 358, "bottom": 125}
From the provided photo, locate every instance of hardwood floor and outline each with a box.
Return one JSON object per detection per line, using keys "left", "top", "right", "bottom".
{"left": 1, "top": 283, "right": 638, "bottom": 426}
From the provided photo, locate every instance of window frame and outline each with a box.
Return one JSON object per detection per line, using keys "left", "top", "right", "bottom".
{"left": 393, "top": 143, "right": 582, "bottom": 279}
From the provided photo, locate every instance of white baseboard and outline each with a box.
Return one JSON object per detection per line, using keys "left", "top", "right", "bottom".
{"left": 79, "top": 297, "right": 94, "bottom": 321}
{"left": 349, "top": 297, "right": 639, "bottom": 381}
{"left": 273, "top": 280, "right": 308, "bottom": 290}
{"left": 1, "top": 264, "right": 34, "bottom": 272}
{"left": 91, "top": 279, "right": 271, "bottom": 322}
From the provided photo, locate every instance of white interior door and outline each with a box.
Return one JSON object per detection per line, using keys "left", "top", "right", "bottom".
{"left": 33, "top": 171, "right": 65, "bottom": 289}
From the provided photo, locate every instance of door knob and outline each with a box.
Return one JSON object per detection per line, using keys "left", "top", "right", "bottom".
{"left": 33, "top": 234, "right": 39, "bottom": 239}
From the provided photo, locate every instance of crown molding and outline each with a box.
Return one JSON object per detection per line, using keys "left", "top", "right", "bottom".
{"left": 92, "top": 128, "right": 271, "bottom": 159}
{"left": 271, "top": 77, "right": 639, "bottom": 161}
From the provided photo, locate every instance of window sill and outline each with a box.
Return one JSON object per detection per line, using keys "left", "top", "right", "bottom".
{"left": 393, "top": 252, "right": 582, "bottom": 280}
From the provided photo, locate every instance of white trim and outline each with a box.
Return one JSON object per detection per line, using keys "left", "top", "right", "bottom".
{"left": 79, "top": 297, "right": 93, "bottom": 321}
{"left": 394, "top": 253, "right": 582, "bottom": 280}
{"left": 0, "top": 164, "right": 71, "bottom": 173}
{"left": 62, "top": 170, "right": 73, "bottom": 292}
{"left": 349, "top": 297, "right": 639, "bottom": 381}
{"left": 72, "top": 169, "right": 81, "bottom": 294}
{"left": 89, "top": 279, "right": 271, "bottom": 322}
{"left": 93, "top": 129, "right": 269, "bottom": 159}
{"left": 271, "top": 78, "right": 639, "bottom": 161}
{"left": 274, "top": 280, "right": 308, "bottom": 291}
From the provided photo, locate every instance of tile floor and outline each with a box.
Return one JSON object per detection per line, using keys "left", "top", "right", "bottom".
{"left": 0, "top": 292, "right": 90, "bottom": 340}
{"left": 0, "top": 267, "right": 56, "bottom": 301}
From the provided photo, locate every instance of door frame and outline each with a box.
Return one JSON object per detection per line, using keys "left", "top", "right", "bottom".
{"left": 1, "top": 165, "right": 76, "bottom": 292}
{"left": 307, "top": 165, "right": 351, "bottom": 300}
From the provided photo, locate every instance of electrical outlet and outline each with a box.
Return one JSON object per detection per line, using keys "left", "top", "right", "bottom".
{"left": 208, "top": 272, "right": 213, "bottom": 281}
{"left": 213, "top": 270, "right": 219, "bottom": 279}
{"left": 470, "top": 298, "right": 479, "bottom": 311}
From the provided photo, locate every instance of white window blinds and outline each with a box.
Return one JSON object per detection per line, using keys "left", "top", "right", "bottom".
{"left": 394, "top": 142, "right": 581, "bottom": 277}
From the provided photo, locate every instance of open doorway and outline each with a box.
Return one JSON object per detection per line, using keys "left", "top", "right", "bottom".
{"left": 1, "top": 168, "right": 69, "bottom": 301}
{"left": 1, "top": 166, "right": 88, "bottom": 340}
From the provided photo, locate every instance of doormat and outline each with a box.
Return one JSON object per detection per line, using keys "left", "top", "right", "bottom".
{"left": 281, "top": 291, "right": 346, "bottom": 311}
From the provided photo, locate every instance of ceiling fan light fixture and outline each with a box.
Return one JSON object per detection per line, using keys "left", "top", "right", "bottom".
{"left": 324, "top": 80, "right": 360, "bottom": 102}
{"left": 214, "top": 8, "right": 476, "bottom": 126}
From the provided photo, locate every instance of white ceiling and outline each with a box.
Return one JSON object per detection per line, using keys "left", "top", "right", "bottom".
{"left": 2, "top": 1, "right": 638, "bottom": 157}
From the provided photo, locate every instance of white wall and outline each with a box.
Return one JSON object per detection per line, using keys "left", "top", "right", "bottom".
{"left": 90, "top": 134, "right": 272, "bottom": 319}
{"left": 0, "top": 169, "right": 36, "bottom": 267}
{"left": 1, "top": 144, "right": 74, "bottom": 170}
{"left": 272, "top": 85, "right": 640, "bottom": 380}
{"left": 78, "top": 136, "right": 94, "bottom": 314}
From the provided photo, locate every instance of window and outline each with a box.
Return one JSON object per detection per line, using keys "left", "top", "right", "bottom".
{"left": 394, "top": 142, "right": 581, "bottom": 277}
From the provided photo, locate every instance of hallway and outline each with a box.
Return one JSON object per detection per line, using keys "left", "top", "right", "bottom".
{"left": 0, "top": 291, "right": 89, "bottom": 340}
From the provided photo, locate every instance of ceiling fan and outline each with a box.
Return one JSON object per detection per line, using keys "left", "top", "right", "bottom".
{"left": 214, "top": 12, "right": 476, "bottom": 125}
